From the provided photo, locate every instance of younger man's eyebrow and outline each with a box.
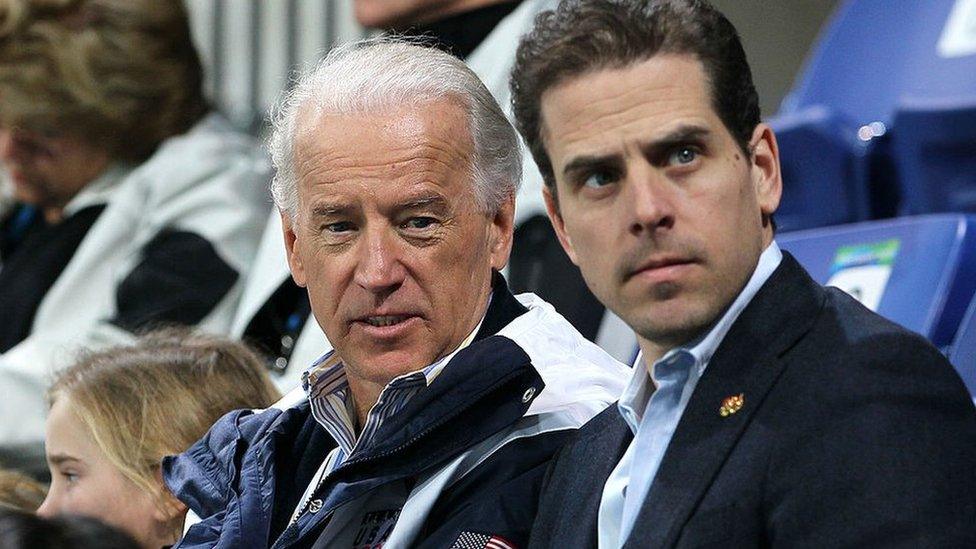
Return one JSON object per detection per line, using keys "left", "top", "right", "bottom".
{"left": 640, "top": 125, "right": 711, "bottom": 159}
{"left": 560, "top": 125, "right": 712, "bottom": 180}
{"left": 562, "top": 154, "right": 624, "bottom": 180}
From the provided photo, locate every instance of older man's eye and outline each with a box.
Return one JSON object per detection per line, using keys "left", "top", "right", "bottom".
{"left": 324, "top": 221, "right": 355, "bottom": 233}
{"left": 403, "top": 217, "right": 438, "bottom": 230}
{"left": 582, "top": 171, "right": 616, "bottom": 189}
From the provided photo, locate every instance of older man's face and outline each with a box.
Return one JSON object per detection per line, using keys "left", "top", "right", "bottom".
{"left": 283, "top": 99, "right": 513, "bottom": 390}
{"left": 541, "top": 54, "right": 781, "bottom": 358}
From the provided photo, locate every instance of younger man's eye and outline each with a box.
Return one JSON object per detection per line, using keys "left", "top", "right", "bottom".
{"left": 583, "top": 171, "right": 616, "bottom": 188}
{"left": 667, "top": 146, "right": 699, "bottom": 166}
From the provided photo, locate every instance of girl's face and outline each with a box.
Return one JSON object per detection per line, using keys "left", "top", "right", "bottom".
{"left": 38, "top": 397, "right": 178, "bottom": 549}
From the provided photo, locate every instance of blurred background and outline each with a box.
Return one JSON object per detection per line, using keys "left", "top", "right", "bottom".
{"left": 184, "top": 0, "right": 838, "bottom": 133}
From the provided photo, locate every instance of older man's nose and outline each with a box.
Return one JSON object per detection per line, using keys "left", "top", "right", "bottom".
{"left": 353, "top": 227, "right": 407, "bottom": 293}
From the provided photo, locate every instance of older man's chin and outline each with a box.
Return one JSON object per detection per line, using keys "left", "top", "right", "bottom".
{"left": 341, "top": 334, "right": 445, "bottom": 381}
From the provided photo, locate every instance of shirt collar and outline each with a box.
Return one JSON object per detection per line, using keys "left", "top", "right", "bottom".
{"left": 617, "top": 241, "right": 783, "bottom": 429}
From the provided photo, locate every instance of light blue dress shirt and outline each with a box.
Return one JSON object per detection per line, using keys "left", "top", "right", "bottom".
{"left": 597, "top": 242, "right": 783, "bottom": 548}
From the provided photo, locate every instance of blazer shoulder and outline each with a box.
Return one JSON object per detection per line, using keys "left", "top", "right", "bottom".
{"left": 813, "top": 288, "right": 956, "bottom": 376}
{"left": 578, "top": 404, "right": 629, "bottom": 443}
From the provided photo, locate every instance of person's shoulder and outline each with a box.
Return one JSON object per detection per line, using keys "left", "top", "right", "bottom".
{"left": 813, "top": 287, "right": 947, "bottom": 367}
{"left": 780, "top": 286, "right": 972, "bottom": 409}
{"left": 132, "top": 112, "right": 269, "bottom": 189}
{"left": 157, "top": 112, "right": 263, "bottom": 159}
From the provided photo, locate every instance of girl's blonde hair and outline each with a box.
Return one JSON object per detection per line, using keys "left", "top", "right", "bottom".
{"left": 47, "top": 329, "right": 281, "bottom": 508}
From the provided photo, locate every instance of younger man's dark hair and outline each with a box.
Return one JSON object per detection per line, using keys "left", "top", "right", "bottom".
{"left": 510, "top": 0, "right": 761, "bottom": 197}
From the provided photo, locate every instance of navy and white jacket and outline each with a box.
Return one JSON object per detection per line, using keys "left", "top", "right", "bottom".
{"left": 163, "top": 277, "right": 629, "bottom": 548}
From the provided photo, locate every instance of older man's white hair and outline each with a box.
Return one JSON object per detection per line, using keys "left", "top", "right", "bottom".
{"left": 268, "top": 37, "right": 522, "bottom": 218}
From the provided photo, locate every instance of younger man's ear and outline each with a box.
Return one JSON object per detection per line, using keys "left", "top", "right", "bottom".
{"left": 749, "top": 123, "right": 782, "bottom": 219}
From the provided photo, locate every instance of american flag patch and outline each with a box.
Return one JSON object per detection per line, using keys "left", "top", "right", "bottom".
{"left": 450, "top": 531, "right": 517, "bottom": 549}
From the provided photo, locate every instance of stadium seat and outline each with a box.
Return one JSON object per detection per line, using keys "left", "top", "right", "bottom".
{"left": 773, "top": 0, "right": 976, "bottom": 220}
{"left": 778, "top": 214, "right": 976, "bottom": 350}
{"left": 780, "top": 0, "right": 932, "bottom": 126}
{"left": 949, "top": 295, "right": 976, "bottom": 397}
{"left": 887, "top": 0, "right": 976, "bottom": 215}
{"left": 891, "top": 98, "right": 976, "bottom": 215}
{"left": 769, "top": 107, "right": 871, "bottom": 232}
{"left": 770, "top": 0, "right": 918, "bottom": 226}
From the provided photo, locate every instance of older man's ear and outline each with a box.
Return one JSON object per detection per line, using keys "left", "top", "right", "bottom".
{"left": 489, "top": 194, "right": 517, "bottom": 271}
{"left": 280, "top": 211, "right": 308, "bottom": 288}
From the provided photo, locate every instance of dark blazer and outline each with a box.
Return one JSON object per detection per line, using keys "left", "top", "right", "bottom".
{"left": 529, "top": 254, "right": 976, "bottom": 548}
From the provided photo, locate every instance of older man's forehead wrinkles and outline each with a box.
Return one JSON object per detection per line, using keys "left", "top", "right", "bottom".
{"left": 396, "top": 191, "right": 450, "bottom": 214}
{"left": 303, "top": 147, "right": 465, "bottom": 180}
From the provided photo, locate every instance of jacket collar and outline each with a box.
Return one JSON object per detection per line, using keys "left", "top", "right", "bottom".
{"left": 476, "top": 270, "right": 530, "bottom": 339}
{"left": 624, "top": 253, "right": 826, "bottom": 548}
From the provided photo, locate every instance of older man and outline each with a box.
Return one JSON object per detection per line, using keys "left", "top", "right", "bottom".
{"left": 510, "top": 1, "right": 976, "bottom": 547}
{"left": 231, "top": 0, "right": 608, "bottom": 393}
{"left": 164, "top": 40, "right": 627, "bottom": 549}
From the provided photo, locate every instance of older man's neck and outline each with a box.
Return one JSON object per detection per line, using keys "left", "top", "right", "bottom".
{"left": 347, "top": 379, "right": 384, "bottom": 433}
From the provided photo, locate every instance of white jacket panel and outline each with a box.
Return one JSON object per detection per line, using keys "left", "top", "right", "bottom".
{"left": 0, "top": 113, "right": 271, "bottom": 449}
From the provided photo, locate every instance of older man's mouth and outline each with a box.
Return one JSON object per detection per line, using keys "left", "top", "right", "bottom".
{"left": 364, "top": 315, "right": 411, "bottom": 327}
{"left": 353, "top": 314, "right": 422, "bottom": 338}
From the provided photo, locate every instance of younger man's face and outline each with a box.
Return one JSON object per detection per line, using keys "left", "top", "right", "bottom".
{"left": 540, "top": 54, "right": 781, "bottom": 356}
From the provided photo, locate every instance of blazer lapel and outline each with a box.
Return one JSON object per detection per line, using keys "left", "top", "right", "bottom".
{"left": 533, "top": 406, "right": 633, "bottom": 548}
{"left": 565, "top": 410, "right": 634, "bottom": 546}
{"left": 624, "top": 254, "right": 825, "bottom": 548}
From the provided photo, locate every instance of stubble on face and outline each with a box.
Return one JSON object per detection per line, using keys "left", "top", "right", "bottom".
{"left": 540, "top": 54, "right": 775, "bottom": 360}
